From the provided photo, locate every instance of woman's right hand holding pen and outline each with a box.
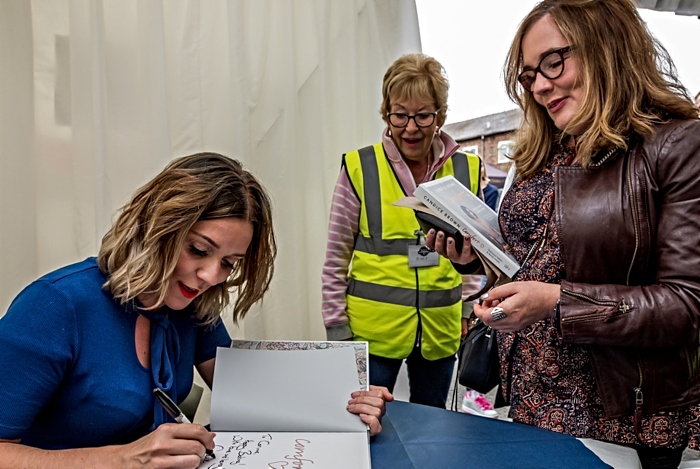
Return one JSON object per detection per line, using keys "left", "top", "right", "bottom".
{"left": 121, "top": 423, "right": 215, "bottom": 469}
{"left": 425, "top": 229, "right": 477, "bottom": 265}
{"left": 0, "top": 425, "right": 213, "bottom": 469}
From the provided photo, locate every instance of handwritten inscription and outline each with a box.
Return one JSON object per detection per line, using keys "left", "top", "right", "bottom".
{"left": 268, "top": 438, "right": 314, "bottom": 468}
{"left": 204, "top": 434, "right": 273, "bottom": 468}
{"left": 198, "top": 433, "right": 370, "bottom": 469}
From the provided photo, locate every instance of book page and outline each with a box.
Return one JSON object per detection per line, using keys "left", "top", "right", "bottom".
{"left": 229, "top": 340, "right": 368, "bottom": 390}
{"left": 197, "top": 431, "right": 370, "bottom": 469}
{"left": 210, "top": 346, "right": 367, "bottom": 433}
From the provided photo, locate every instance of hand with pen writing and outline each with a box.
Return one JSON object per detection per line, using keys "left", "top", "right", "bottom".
{"left": 120, "top": 423, "right": 216, "bottom": 469}
{"left": 0, "top": 424, "right": 218, "bottom": 469}
{"left": 346, "top": 385, "right": 394, "bottom": 436}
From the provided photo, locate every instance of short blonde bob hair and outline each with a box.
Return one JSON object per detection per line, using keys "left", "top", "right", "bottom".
{"left": 380, "top": 53, "right": 449, "bottom": 127}
{"left": 98, "top": 152, "right": 276, "bottom": 324}
{"left": 504, "top": 0, "right": 698, "bottom": 178}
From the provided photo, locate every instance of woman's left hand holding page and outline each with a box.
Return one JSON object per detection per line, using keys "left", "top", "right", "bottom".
{"left": 346, "top": 385, "right": 394, "bottom": 436}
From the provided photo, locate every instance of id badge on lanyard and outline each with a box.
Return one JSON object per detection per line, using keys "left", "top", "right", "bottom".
{"left": 408, "top": 230, "right": 439, "bottom": 268}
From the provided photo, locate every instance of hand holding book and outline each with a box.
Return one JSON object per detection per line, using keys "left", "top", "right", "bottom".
{"left": 394, "top": 176, "right": 519, "bottom": 301}
{"left": 415, "top": 211, "right": 464, "bottom": 253}
{"left": 423, "top": 222, "right": 478, "bottom": 266}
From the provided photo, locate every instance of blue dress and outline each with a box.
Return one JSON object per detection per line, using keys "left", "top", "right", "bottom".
{"left": 0, "top": 258, "right": 231, "bottom": 448}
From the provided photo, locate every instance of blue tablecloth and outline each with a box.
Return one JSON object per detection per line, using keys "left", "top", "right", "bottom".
{"left": 370, "top": 401, "right": 611, "bottom": 469}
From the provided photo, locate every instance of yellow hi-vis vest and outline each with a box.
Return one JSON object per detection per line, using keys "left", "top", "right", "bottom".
{"left": 344, "top": 143, "right": 481, "bottom": 360}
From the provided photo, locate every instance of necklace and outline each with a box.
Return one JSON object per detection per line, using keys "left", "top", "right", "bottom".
{"left": 591, "top": 147, "right": 618, "bottom": 167}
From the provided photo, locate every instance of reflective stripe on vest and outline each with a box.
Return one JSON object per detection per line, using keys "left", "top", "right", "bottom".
{"left": 347, "top": 279, "right": 461, "bottom": 308}
{"left": 353, "top": 145, "right": 415, "bottom": 256}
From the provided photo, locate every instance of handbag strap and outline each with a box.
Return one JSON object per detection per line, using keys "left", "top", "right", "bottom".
{"left": 450, "top": 328, "right": 473, "bottom": 412}
{"left": 450, "top": 369, "right": 461, "bottom": 411}
{"left": 502, "top": 333, "right": 520, "bottom": 404}
{"left": 450, "top": 332, "right": 469, "bottom": 411}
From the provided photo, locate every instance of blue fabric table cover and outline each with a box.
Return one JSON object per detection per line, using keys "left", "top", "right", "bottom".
{"left": 370, "top": 400, "right": 611, "bottom": 469}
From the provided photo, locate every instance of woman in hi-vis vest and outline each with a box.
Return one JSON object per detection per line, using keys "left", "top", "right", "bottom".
{"left": 321, "top": 54, "right": 492, "bottom": 412}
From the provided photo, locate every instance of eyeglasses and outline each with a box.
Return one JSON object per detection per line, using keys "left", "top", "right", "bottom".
{"left": 517, "top": 46, "right": 574, "bottom": 92}
{"left": 387, "top": 110, "right": 439, "bottom": 128}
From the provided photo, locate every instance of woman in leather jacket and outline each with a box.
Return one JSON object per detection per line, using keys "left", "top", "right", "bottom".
{"left": 428, "top": 1, "right": 700, "bottom": 467}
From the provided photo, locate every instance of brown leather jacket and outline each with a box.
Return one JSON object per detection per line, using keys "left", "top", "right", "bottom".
{"left": 556, "top": 118, "right": 700, "bottom": 422}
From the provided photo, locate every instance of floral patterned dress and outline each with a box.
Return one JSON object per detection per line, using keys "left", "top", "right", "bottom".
{"left": 498, "top": 142, "right": 688, "bottom": 449}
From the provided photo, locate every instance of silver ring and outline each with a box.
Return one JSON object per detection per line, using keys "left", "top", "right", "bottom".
{"left": 491, "top": 306, "right": 507, "bottom": 321}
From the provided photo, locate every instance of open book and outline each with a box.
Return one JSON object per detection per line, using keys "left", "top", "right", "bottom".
{"left": 401, "top": 175, "right": 520, "bottom": 278}
{"left": 199, "top": 340, "right": 370, "bottom": 469}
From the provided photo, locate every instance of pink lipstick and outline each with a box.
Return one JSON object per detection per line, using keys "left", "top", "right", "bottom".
{"left": 547, "top": 97, "right": 566, "bottom": 113}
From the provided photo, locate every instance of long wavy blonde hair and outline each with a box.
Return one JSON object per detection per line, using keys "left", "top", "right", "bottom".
{"left": 503, "top": 0, "right": 698, "bottom": 178}
{"left": 98, "top": 153, "right": 276, "bottom": 324}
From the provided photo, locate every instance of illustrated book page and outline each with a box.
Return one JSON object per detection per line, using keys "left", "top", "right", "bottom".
{"left": 405, "top": 175, "right": 520, "bottom": 278}
{"left": 199, "top": 341, "right": 371, "bottom": 469}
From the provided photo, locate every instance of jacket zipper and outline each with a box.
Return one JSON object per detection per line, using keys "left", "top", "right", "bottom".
{"left": 634, "top": 360, "right": 644, "bottom": 434}
{"left": 561, "top": 288, "right": 644, "bottom": 434}
{"left": 625, "top": 152, "right": 640, "bottom": 286}
{"left": 627, "top": 149, "right": 644, "bottom": 435}
{"left": 558, "top": 290, "right": 630, "bottom": 322}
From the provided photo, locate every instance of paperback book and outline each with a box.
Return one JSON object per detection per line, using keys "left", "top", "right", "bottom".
{"left": 410, "top": 175, "right": 520, "bottom": 278}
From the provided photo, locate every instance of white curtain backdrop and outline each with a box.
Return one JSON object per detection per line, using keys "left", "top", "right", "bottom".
{"left": 0, "top": 0, "right": 422, "bottom": 340}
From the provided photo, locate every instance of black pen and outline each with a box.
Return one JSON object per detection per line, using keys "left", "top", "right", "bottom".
{"left": 153, "top": 388, "right": 215, "bottom": 460}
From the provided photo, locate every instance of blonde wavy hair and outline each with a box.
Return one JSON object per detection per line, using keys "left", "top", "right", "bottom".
{"left": 98, "top": 153, "right": 276, "bottom": 324}
{"left": 503, "top": 0, "right": 699, "bottom": 178}
{"left": 380, "top": 53, "right": 449, "bottom": 127}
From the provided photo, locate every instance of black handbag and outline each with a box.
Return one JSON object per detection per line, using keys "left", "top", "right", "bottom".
{"left": 457, "top": 319, "right": 500, "bottom": 394}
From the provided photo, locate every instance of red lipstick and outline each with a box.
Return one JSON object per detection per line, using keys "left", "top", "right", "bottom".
{"left": 178, "top": 282, "right": 198, "bottom": 299}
